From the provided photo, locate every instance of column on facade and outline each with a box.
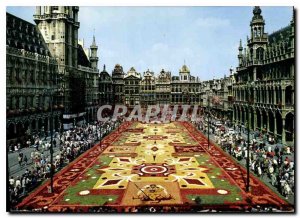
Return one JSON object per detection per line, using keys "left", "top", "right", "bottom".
{"left": 260, "top": 87, "right": 263, "bottom": 104}
{"left": 44, "top": 6, "right": 49, "bottom": 14}
{"left": 273, "top": 112, "right": 277, "bottom": 135}
{"left": 68, "top": 25, "right": 73, "bottom": 67}
{"left": 269, "top": 87, "right": 272, "bottom": 105}
{"left": 272, "top": 87, "right": 275, "bottom": 105}
{"left": 260, "top": 113, "right": 263, "bottom": 130}
{"left": 276, "top": 87, "right": 280, "bottom": 104}
{"left": 59, "top": 6, "right": 64, "bottom": 13}
{"left": 282, "top": 85, "right": 286, "bottom": 106}
{"left": 232, "top": 106, "right": 235, "bottom": 121}
{"left": 253, "top": 111, "right": 257, "bottom": 130}
{"left": 253, "top": 87, "right": 257, "bottom": 104}
{"left": 240, "top": 88, "right": 242, "bottom": 101}
{"left": 253, "top": 67, "right": 257, "bottom": 81}
{"left": 36, "top": 6, "right": 41, "bottom": 15}
{"left": 291, "top": 85, "right": 294, "bottom": 105}
{"left": 270, "top": 86, "right": 273, "bottom": 104}
{"left": 266, "top": 86, "right": 269, "bottom": 104}
{"left": 271, "top": 87, "right": 274, "bottom": 105}
{"left": 282, "top": 118, "right": 286, "bottom": 144}
{"left": 266, "top": 112, "right": 269, "bottom": 132}
{"left": 274, "top": 86, "right": 277, "bottom": 105}
{"left": 248, "top": 107, "right": 252, "bottom": 130}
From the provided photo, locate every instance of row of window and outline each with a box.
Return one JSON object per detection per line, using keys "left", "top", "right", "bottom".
{"left": 125, "top": 80, "right": 139, "bottom": 85}
{"left": 7, "top": 96, "right": 58, "bottom": 110}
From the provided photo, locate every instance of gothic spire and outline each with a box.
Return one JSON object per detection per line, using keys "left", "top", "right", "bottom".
{"left": 92, "top": 34, "right": 96, "bottom": 46}
{"left": 239, "top": 39, "right": 243, "bottom": 50}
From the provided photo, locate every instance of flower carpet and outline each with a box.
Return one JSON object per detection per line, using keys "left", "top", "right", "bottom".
{"left": 16, "top": 121, "right": 292, "bottom": 212}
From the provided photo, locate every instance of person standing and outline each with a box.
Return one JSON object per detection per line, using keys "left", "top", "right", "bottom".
{"left": 15, "top": 176, "right": 21, "bottom": 189}
{"left": 18, "top": 154, "right": 22, "bottom": 167}
{"left": 9, "top": 176, "right": 15, "bottom": 189}
{"left": 21, "top": 176, "right": 27, "bottom": 195}
{"left": 23, "top": 155, "right": 28, "bottom": 165}
{"left": 31, "top": 151, "right": 35, "bottom": 164}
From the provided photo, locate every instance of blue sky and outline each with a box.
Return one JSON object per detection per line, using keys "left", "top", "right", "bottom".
{"left": 6, "top": 6, "right": 293, "bottom": 80}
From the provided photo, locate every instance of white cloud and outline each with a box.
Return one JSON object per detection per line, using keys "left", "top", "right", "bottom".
{"left": 195, "top": 17, "right": 230, "bottom": 28}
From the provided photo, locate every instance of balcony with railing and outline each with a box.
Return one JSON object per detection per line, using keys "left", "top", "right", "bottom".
{"left": 78, "top": 65, "right": 99, "bottom": 73}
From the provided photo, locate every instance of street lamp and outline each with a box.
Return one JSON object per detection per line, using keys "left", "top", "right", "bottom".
{"left": 246, "top": 81, "right": 254, "bottom": 192}
{"left": 43, "top": 89, "right": 54, "bottom": 193}
{"left": 207, "top": 91, "right": 212, "bottom": 150}
{"left": 99, "top": 122, "right": 102, "bottom": 148}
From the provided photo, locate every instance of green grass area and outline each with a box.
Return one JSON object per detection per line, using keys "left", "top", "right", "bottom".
{"left": 187, "top": 154, "right": 243, "bottom": 205}
{"left": 60, "top": 155, "right": 118, "bottom": 206}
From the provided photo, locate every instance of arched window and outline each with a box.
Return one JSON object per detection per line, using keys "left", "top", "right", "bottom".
{"left": 257, "top": 27, "right": 261, "bottom": 37}
{"left": 256, "top": 47, "right": 264, "bottom": 61}
{"left": 253, "top": 27, "right": 257, "bottom": 38}
{"left": 250, "top": 48, "right": 253, "bottom": 61}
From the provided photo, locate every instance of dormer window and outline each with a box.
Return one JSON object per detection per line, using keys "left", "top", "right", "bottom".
{"left": 52, "top": 6, "right": 59, "bottom": 12}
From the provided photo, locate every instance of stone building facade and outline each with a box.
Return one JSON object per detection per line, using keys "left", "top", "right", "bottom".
{"left": 124, "top": 67, "right": 141, "bottom": 107}
{"left": 171, "top": 65, "right": 201, "bottom": 105}
{"left": 200, "top": 70, "right": 235, "bottom": 121}
{"left": 6, "top": 12, "right": 62, "bottom": 142}
{"left": 233, "top": 7, "right": 295, "bottom": 144}
{"left": 33, "top": 6, "right": 100, "bottom": 127}
{"left": 99, "top": 65, "right": 113, "bottom": 105}
{"left": 140, "top": 70, "right": 156, "bottom": 106}
{"left": 156, "top": 69, "right": 172, "bottom": 105}
{"left": 100, "top": 64, "right": 203, "bottom": 107}
{"left": 7, "top": 6, "right": 101, "bottom": 144}
{"left": 111, "top": 64, "right": 125, "bottom": 104}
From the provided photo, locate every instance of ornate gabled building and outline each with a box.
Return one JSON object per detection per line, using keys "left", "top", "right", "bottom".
{"left": 171, "top": 65, "right": 201, "bottom": 105}
{"left": 223, "top": 68, "right": 235, "bottom": 121}
{"left": 156, "top": 69, "right": 171, "bottom": 105}
{"left": 100, "top": 64, "right": 203, "bottom": 107}
{"left": 34, "top": 6, "right": 100, "bottom": 127}
{"left": 124, "top": 67, "right": 141, "bottom": 107}
{"left": 233, "top": 6, "right": 295, "bottom": 144}
{"left": 111, "top": 64, "right": 125, "bottom": 104}
{"left": 99, "top": 65, "right": 113, "bottom": 105}
{"left": 6, "top": 12, "right": 62, "bottom": 143}
{"left": 203, "top": 70, "right": 235, "bottom": 121}
{"left": 200, "top": 79, "right": 217, "bottom": 109}
{"left": 140, "top": 69, "right": 156, "bottom": 106}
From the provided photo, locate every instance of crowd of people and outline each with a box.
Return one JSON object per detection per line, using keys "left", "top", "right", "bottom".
{"left": 8, "top": 119, "right": 121, "bottom": 208}
{"left": 193, "top": 112, "right": 294, "bottom": 200}
{"left": 13, "top": 205, "right": 290, "bottom": 213}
